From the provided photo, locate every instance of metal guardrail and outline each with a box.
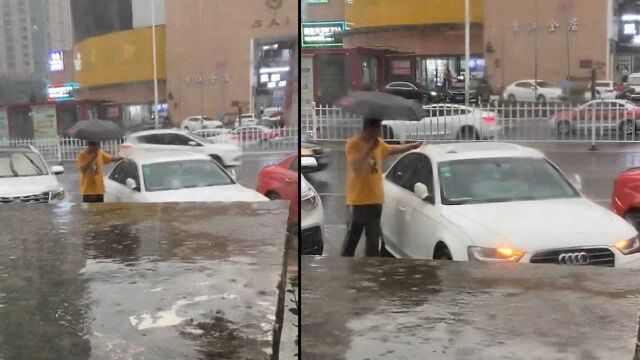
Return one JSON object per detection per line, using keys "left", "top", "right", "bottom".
{"left": 302, "top": 102, "right": 640, "bottom": 146}
{"left": 1, "top": 127, "right": 299, "bottom": 162}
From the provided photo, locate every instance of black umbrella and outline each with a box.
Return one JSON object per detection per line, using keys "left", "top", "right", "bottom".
{"left": 66, "top": 119, "right": 123, "bottom": 141}
{"left": 337, "top": 91, "right": 425, "bottom": 121}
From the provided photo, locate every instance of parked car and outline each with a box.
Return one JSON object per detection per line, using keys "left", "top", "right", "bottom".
{"left": 194, "top": 128, "right": 239, "bottom": 144}
{"left": 105, "top": 151, "right": 266, "bottom": 203}
{"left": 586, "top": 80, "right": 618, "bottom": 100}
{"left": 382, "top": 81, "right": 444, "bottom": 104}
{"left": 301, "top": 175, "right": 324, "bottom": 255}
{"left": 446, "top": 77, "right": 492, "bottom": 104}
{"left": 119, "top": 129, "right": 242, "bottom": 170}
{"left": 380, "top": 142, "right": 640, "bottom": 268}
{"left": 625, "top": 73, "right": 640, "bottom": 102}
{"left": 257, "top": 153, "right": 299, "bottom": 224}
{"left": 611, "top": 167, "right": 640, "bottom": 231}
{"left": 301, "top": 141, "right": 329, "bottom": 172}
{"left": 550, "top": 99, "right": 640, "bottom": 138}
{"left": 381, "top": 104, "right": 500, "bottom": 141}
{"left": 180, "top": 115, "right": 223, "bottom": 131}
{"left": 234, "top": 114, "right": 260, "bottom": 128}
{"left": 231, "top": 125, "right": 281, "bottom": 144}
{"left": 503, "top": 80, "right": 564, "bottom": 103}
{"left": 0, "top": 145, "right": 66, "bottom": 204}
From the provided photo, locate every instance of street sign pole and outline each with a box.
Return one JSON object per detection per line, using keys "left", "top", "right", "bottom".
{"left": 464, "top": 0, "right": 470, "bottom": 108}
{"left": 151, "top": 0, "right": 160, "bottom": 129}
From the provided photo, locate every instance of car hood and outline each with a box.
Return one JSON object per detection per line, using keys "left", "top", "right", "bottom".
{"left": 142, "top": 184, "right": 268, "bottom": 202}
{"left": 440, "top": 197, "right": 636, "bottom": 251}
{"left": 0, "top": 175, "right": 60, "bottom": 197}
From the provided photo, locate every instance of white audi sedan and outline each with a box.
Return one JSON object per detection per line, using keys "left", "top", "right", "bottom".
{"left": 381, "top": 142, "right": 640, "bottom": 268}
{"left": 104, "top": 151, "right": 267, "bottom": 203}
{"left": 382, "top": 104, "right": 500, "bottom": 141}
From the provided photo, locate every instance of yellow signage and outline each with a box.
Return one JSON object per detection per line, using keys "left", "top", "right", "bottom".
{"left": 346, "top": 0, "right": 483, "bottom": 28}
{"left": 74, "top": 26, "right": 166, "bottom": 87}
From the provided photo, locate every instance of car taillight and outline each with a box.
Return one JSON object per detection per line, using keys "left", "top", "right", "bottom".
{"left": 231, "top": 135, "right": 238, "bottom": 141}
{"left": 482, "top": 116, "right": 496, "bottom": 124}
{"left": 120, "top": 144, "right": 131, "bottom": 152}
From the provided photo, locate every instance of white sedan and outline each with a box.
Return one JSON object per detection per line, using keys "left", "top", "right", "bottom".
{"left": 104, "top": 151, "right": 267, "bottom": 203}
{"left": 381, "top": 142, "right": 640, "bottom": 268}
{"left": 180, "top": 115, "right": 223, "bottom": 131}
{"left": 301, "top": 174, "right": 324, "bottom": 255}
{"left": 382, "top": 104, "right": 500, "bottom": 141}
{"left": 120, "top": 129, "right": 242, "bottom": 168}
{"left": 502, "top": 79, "right": 564, "bottom": 103}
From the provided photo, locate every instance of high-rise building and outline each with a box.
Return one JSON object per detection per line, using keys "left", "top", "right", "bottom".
{"left": 70, "top": 0, "right": 132, "bottom": 43}
{"left": 0, "top": 0, "right": 73, "bottom": 78}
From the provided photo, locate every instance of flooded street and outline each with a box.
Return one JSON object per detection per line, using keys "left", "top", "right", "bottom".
{"left": 301, "top": 256, "right": 640, "bottom": 359}
{"left": 0, "top": 202, "right": 290, "bottom": 359}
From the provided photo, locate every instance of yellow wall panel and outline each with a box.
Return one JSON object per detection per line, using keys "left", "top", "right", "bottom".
{"left": 74, "top": 26, "right": 166, "bottom": 87}
{"left": 346, "top": 0, "right": 483, "bottom": 28}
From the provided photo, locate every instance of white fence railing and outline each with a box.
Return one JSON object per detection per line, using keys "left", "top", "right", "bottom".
{"left": 1, "top": 127, "right": 298, "bottom": 162}
{"left": 302, "top": 102, "right": 640, "bottom": 145}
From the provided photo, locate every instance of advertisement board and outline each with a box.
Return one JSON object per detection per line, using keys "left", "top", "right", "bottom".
{"left": 302, "top": 21, "right": 346, "bottom": 48}
{"left": 48, "top": 51, "right": 64, "bottom": 72}
{"left": 32, "top": 106, "right": 58, "bottom": 139}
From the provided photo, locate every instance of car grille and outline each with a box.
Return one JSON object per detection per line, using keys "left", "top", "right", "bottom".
{"left": 530, "top": 247, "right": 614, "bottom": 267}
{"left": 0, "top": 192, "right": 50, "bottom": 204}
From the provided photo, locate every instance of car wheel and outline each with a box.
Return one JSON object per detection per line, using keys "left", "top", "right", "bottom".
{"left": 618, "top": 120, "right": 637, "bottom": 140}
{"left": 433, "top": 243, "right": 452, "bottom": 260}
{"left": 266, "top": 192, "right": 280, "bottom": 201}
{"left": 456, "top": 126, "right": 479, "bottom": 141}
{"left": 536, "top": 95, "right": 546, "bottom": 104}
{"left": 382, "top": 125, "right": 394, "bottom": 142}
{"left": 556, "top": 120, "right": 572, "bottom": 137}
{"left": 507, "top": 94, "right": 516, "bottom": 104}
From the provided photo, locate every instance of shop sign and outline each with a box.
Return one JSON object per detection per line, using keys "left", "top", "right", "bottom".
{"left": 32, "top": 106, "right": 58, "bottom": 139}
{"left": 391, "top": 60, "right": 411, "bottom": 76}
{"left": 48, "top": 51, "right": 64, "bottom": 73}
{"left": 0, "top": 109, "right": 8, "bottom": 142}
{"left": 47, "top": 83, "right": 78, "bottom": 102}
{"left": 302, "top": 21, "right": 346, "bottom": 48}
{"left": 511, "top": 18, "right": 578, "bottom": 33}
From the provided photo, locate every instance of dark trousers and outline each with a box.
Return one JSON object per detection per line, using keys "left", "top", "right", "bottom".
{"left": 83, "top": 194, "right": 104, "bottom": 203}
{"left": 341, "top": 204, "right": 383, "bottom": 257}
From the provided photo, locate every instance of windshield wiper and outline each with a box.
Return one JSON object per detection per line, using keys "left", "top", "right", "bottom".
{"left": 446, "top": 197, "right": 473, "bottom": 205}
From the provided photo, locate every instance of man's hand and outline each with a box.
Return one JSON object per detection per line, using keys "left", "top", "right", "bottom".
{"left": 389, "top": 141, "right": 424, "bottom": 156}
{"left": 409, "top": 141, "right": 422, "bottom": 150}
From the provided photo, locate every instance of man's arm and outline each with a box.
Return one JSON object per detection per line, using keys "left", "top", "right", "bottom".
{"left": 348, "top": 138, "right": 378, "bottom": 172}
{"left": 101, "top": 152, "right": 123, "bottom": 165}
{"left": 388, "top": 142, "right": 423, "bottom": 156}
{"left": 78, "top": 153, "right": 98, "bottom": 173}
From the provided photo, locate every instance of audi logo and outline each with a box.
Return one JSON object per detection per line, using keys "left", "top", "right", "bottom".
{"left": 558, "top": 252, "right": 590, "bottom": 265}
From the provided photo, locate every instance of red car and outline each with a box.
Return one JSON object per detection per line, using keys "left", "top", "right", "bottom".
{"left": 232, "top": 126, "right": 280, "bottom": 143}
{"left": 611, "top": 167, "right": 640, "bottom": 230}
{"left": 257, "top": 153, "right": 298, "bottom": 224}
{"left": 553, "top": 100, "right": 640, "bottom": 138}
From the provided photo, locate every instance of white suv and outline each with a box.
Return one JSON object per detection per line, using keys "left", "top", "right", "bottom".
{"left": 120, "top": 129, "right": 242, "bottom": 169}
{"left": 0, "top": 145, "right": 66, "bottom": 204}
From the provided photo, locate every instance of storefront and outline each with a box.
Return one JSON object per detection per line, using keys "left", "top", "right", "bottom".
{"left": 253, "top": 37, "right": 297, "bottom": 113}
{"left": 385, "top": 54, "right": 486, "bottom": 89}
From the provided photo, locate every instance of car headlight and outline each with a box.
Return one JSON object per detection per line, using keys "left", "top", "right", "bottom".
{"left": 301, "top": 192, "right": 319, "bottom": 211}
{"left": 50, "top": 188, "right": 66, "bottom": 202}
{"left": 614, "top": 235, "right": 640, "bottom": 255}
{"left": 430, "top": 91, "right": 437, "bottom": 96}
{"left": 468, "top": 246, "right": 525, "bottom": 262}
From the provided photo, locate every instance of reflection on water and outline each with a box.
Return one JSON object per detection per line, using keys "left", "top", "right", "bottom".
{"left": 0, "top": 202, "right": 289, "bottom": 359}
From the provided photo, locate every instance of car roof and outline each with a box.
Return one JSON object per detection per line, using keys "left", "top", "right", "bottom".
{"left": 124, "top": 150, "right": 210, "bottom": 165}
{"left": 416, "top": 142, "right": 545, "bottom": 162}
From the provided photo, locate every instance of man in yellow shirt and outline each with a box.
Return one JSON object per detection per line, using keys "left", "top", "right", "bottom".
{"left": 77, "top": 141, "right": 123, "bottom": 203}
{"left": 343, "top": 118, "right": 422, "bottom": 257}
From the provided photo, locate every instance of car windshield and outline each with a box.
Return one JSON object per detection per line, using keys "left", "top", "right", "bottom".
{"left": 143, "top": 160, "right": 234, "bottom": 192}
{"left": 439, "top": 157, "right": 579, "bottom": 205}
{"left": 0, "top": 152, "right": 48, "bottom": 177}
{"left": 202, "top": 117, "right": 214, "bottom": 121}
{"left": 535, "top": 81, "right": 552, "bottom": 88}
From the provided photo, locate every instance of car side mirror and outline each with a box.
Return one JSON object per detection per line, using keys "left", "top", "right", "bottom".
{"left": 125, "top": 178, "right": 140, "bottom": 191}
{"left": 301, "top": 156, "right": 318, "bottom": 173}
{"left": 571, "top": 174, "right": 583, "bottom": 191}
{"left": 50, "top": 165, "right": 64, "bottom": 175}
{"left": 188, "top": 141, "right": 198, "bottom": 146}
{"left": 413, "top": 182, "right": 430, "bottom": 200}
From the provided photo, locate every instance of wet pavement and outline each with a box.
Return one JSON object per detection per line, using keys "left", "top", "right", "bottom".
{"left": 0, "top": 202, "right": 290, "bottom": 359}
{"left": 301, "top": 256, "right": 640, "bottom": 360}
{"left": 306, "top": 142, "right": 640, "bottom": 256}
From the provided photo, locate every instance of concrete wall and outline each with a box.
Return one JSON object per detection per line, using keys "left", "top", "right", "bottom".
{"left": 484, "top": 0, "right": 609, "bottom": 90}
{"left": 165, "top": 0, "right": 297, "bottom": 123}
{"left": 302, "top": 0, "right": 344, "bottom": 22}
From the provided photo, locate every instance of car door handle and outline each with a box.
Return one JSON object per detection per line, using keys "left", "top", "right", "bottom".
{"left": 398, "top": 206, "right": 407, "bottom": 212}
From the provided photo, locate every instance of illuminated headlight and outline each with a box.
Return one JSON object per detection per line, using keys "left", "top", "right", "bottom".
{"left": 614, "top": 235, "right": 640, "bottom": 255}
{"left": 430, "top": 91, "right": 437, "bottom": 96}
{"left": 50, "top": 188, "right": 66, "bottom": 202}
{"left": 468, "top": 246, "right": 525, "bottom": 262}
{"left": 301, "top": 192, "right": 319, "bottom": 211}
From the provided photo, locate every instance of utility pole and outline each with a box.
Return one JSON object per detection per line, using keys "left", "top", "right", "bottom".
{"left": 151, "top": 0, "right": 159, "bottom": 129}
{"left": 464, "top": 0, "right": 470, "bottom": 107}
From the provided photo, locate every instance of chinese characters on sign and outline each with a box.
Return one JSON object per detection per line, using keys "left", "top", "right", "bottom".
{"left": 47, "top": 83, "right": 78, "bottom": 102}
{"left": 301, "top": 21, "right": 347, "bottom": 47}
{"left": 511, "top": 18, "right": 578, "bottom": 33}
{"left": 48, "top": 51, "right": 64, "bottom": 73}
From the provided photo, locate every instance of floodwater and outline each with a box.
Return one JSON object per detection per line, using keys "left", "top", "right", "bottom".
{"left": 0, "top": 202, "right": 289, "bottom": 360}
{"left": 301, "top": 256, "right": 640, "bottom": 360}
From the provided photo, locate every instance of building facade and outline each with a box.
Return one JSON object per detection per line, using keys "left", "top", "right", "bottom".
{"left": 165, "top": 0, "right": 297, "bottom": 125}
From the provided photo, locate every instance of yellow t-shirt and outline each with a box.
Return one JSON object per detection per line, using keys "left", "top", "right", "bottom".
{"left": 77, "top": 150, "right": 113, "bottom": 195}
{"left": 345, "top": 136, "right": 391, "bottom": 205}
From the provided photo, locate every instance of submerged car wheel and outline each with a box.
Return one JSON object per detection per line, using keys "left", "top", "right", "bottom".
{"left": 266, "top": 192, "right": 280, "bottom": 200}
{"left": 456, "top": 126, "right": 479, "bottom": 141}
{"left": 433, "top": 243, "right": 452, "bottom": 260}
{"left": 624, "top": 209, "right": 640, "bottom": 231}
{"left": 556, "top": 120, "right": 572, "bottom": 137}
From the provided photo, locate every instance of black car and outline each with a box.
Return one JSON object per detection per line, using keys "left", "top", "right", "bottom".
{"left": 382, "top": 81, "right": 444, "bottom": 104}
{"left": 446, "top": 78, "right": 492, "bottom": 104}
